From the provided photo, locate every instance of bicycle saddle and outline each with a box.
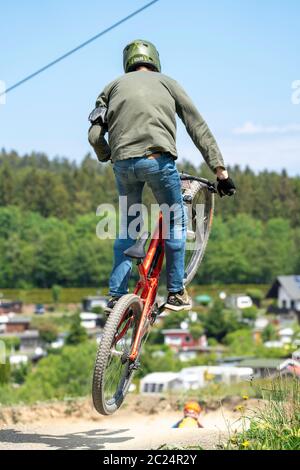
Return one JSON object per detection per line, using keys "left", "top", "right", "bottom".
{"left": 124, "top": 232, "right": 149, "bottom": 260}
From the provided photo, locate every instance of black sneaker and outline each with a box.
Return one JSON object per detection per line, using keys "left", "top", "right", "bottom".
{"left": 104, "top": 297, "right": 120, "bottom": 315}
{"left": 164, "top": 288, "right": 192, "bottom": 311}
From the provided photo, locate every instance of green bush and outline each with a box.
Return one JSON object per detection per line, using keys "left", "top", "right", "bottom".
{"left": 242, "top": 306, "right": 258, "bottom": 321}
{"left": 91, "top": 306, "right": 104, "bottom": 314}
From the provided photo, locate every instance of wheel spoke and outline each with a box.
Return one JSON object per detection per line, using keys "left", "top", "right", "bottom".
{"left": 183, "top": 182, "right": 214, "bottom": 286}
{"left": 102, "top": 310, "right": 138, "bottom": 405}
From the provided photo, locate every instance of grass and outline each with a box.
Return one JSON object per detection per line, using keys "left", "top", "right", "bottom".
{"left": 224, "top": 375, "right": 300, "bottom": 450}
{"left": 169, "top": 380, "right": 265, "bottom": 412}
{"left": 0, "top": 288, "right": 102, "bottom": 304}
{"left": 0, "top": 284, "right": 269, "bottom": 304}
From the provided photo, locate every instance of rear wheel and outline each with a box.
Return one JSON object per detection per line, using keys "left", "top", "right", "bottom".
{"left": 92, "top": 294, "right": 143, "bottom": 415}
{"left": 182, "top": 179, "right": 214, "bottom": 286}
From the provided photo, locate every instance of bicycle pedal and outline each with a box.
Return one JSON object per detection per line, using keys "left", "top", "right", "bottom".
{"left": 129, "top": 360, "right": 140, "bottom": 371}
{"left": 132, "top": 361, "right": 140, "bottom": 370}
{"left": 158, "top": 302, "right": 168, "bottom": 314}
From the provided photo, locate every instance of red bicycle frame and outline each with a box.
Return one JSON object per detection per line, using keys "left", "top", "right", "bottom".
{"left": 116, "top": 174, "right": 217, "bottom": 362}
{"left": 125, "top": 212, "right": 165, "bottom": 361}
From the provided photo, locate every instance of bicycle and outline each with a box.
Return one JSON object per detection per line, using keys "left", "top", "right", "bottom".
{"left": 92, "top": 173, "right": 217, "bottom": 415}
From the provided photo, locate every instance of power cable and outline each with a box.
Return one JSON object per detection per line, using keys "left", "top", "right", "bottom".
{"left": 0, "top": 0, "right": 159, "bottom": 97}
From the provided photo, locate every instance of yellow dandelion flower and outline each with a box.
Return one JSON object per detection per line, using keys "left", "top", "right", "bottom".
{"left": 234, "top": 405, "right": 245, "bottom": 412}
{"left": 242, "top": 395, "right": 249, "bottom": 401}
{"left": 242, "top": 441, "right": 250, "bottom": 448}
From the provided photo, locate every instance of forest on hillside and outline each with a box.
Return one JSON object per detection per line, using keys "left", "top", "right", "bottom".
{"left": 0, "top": 149, "right": 299, "bottom": 288}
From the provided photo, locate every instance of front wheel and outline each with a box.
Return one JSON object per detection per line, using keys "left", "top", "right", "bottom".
{"left": 92, "top": 294, "right": 143, "bottom": 415}
{"left": 183, "top": 179, "right": 215, "bottom": 286}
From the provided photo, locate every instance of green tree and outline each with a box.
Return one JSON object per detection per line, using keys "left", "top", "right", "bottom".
{"left": 190, "top": 323, "right": 204, "bottom": 341}
{"left": 162, "top": 311, "right": 188, "bottom": 330}
{"left": 65, "top": 314, "right": 88, "bottom": 345}
{"left": 224, "top": 329, "right": 256, "bottom": 356}
{"left": 203, "top": 301, "right": 239, "bottom": 342}
{"left": 262, "top": 324, "right": 278, "bottom": 343}
{"left": 17, "top": 342, "right": 97, "bottom": 403}
{"left": 38, "top": 322, "right": 59, "bottom": 344}
{"left": 136, "top": 344, "right": 181, "bottom": 378}
{"left": 246, "top": 288, "right": 264, "bottom": 307}
{"left": 242, "top": 306, "right": 258, "bottom": 322}
{"left": 0, "top": 164, "right": 14, "bottom": 205}
{"left": 52, "top": 285, "right": 62, "bottom": 305}
{"left": 0, "top": 362, "right": 11, "bottom": 385}
{"left": 11, "top": 363, "right": 29, "bottom": 385}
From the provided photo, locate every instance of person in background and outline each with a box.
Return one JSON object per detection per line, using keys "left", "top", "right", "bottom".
{"left": 173, "top": 401, "right": 204, "bottom": 428}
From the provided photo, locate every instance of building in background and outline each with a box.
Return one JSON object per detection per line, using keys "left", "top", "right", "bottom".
{"left": 0, "top": 299, "right": 23, "bottom": 315}
{"left": 140, "top": 372, "right": 183, "bottom": 394}
{"left": 179, "top": 366, "right": 253, "bottom": 390}
{"left": 237, "top": 358, "right": 282, "bottom": 378}
{"left": 82, "top": 296, "right": 108, "bottom": 312}
{"left": 225, "top": 294, "right": 253, "bottom": 310}
{"left": 140, "top": 365, "right": 254, "bottom": 394}
{"left": 266, "top": 276, "right": 300, "bottom": 323}
{"left": 162, "top": 329, "right": 206, "bottom": 352}
{"left": 5, "top": 316, "right": 31, "bottom": 334}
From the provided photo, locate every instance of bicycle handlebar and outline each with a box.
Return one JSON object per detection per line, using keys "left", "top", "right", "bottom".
{"left": 180, "top": 173, "right": 217, "bottom": 193}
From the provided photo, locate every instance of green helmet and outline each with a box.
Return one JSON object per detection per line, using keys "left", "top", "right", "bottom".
{"left": 123, "top": 39, "right": 161, "bottom": 73}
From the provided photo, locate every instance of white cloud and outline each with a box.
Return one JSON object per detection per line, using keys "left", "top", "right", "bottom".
{"left": 177, "top": 135, "right": 300, "bottom": 176}
{"left": 233, "top": 121, "right": 300, "bottom": 136}
{"left": 221, "top": 136, "right": 300, "bottom": 174}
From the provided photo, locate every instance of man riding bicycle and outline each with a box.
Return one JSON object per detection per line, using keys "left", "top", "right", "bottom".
{"left": 88, "top": 40, "right": 235, "bottom": 312}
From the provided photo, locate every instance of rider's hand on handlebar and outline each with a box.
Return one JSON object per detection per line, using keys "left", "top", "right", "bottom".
{"left": 217, "top": 176, "right": 236, "bottom": 197}
{"left": 215, "top": 168, "right": 236, "bottom": 197}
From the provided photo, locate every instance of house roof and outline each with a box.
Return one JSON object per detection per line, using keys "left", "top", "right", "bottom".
{"left": 162, "top": 329, "right": 190, "bottom": 335}
{"left": 8, "top": 316, "right": 30, "bottom": 324}
{"left": 0, "top": 300, "right": 22, "bottom": 305}
{"left": 140, "top": 372, "right": 181, "bottom": 384}
{"left": 267, "top": 276, "right": 300, "bottom": 300}
{"left": 20, "top": 330, "right": 40, "bottom": 339}
{"left": 0, "top": 330, "right": 39, "bottom": 340}
{"left": 180, "top": 366, "right": 253, "bottom": 376}
{"left": 238, "top": 358, "right": 282, "bottom": 369}
{"left": 83, "top": 296, "right": 109, "bottom": 301}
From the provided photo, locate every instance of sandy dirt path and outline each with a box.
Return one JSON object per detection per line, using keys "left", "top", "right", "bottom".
{"left": 0, "top": 406, "right": 240, "bottom": 450}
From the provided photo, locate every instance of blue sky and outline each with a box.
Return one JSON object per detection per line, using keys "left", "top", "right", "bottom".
{"left": 1, "top": 0, "right": 300, "bottom": 174}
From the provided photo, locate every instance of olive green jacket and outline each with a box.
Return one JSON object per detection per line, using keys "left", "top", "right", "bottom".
{"left": 88, "top": 71, "right": 225, "bottom": 172}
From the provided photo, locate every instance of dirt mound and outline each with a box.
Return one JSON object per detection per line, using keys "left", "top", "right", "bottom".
{"left": 0, "top": 394, "right": 180, "bottom": 427}
{"left": 0, "top": 393, "right": 257, "bottom": 428}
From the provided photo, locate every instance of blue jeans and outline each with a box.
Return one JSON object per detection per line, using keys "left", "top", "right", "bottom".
{"left": 109, "top": 154, "right": 187, "bottom": 297}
